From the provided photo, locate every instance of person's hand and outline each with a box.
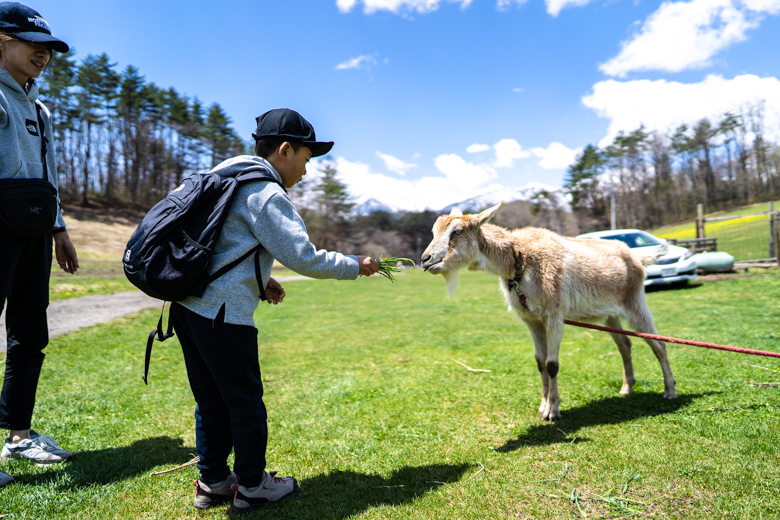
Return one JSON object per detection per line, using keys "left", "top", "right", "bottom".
{"left": 265, "top": 277, "right": 286, "bottom": 304}
{"left": 357, "top": 256, "right": 379, "bottom": 277}
{"left": 53, "top": 231, "right": 79, "bottom": 274}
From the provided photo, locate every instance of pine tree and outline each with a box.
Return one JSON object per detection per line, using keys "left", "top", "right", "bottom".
{"left": 313, "top": 162, "right": 354, "bottom": 250}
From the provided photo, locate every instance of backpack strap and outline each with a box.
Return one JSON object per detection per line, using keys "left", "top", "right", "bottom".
{"left": 199, "top": 244, "right": 266, "bottom": 301}
{"left": 234, "top": 169, "right": 288, "bottom": 194}
{"left": 143, "top": 302, "right": 175, "bottom": 385}
{"left": 34, "top": 101, "right": 48, "bottom": 181}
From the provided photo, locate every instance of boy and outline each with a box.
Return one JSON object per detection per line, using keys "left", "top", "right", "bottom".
{"left": 0, "top": 2, "right": 78, "bottom": 490}
{"left": 169, "top": 108, "right": 379, "bottom": 513}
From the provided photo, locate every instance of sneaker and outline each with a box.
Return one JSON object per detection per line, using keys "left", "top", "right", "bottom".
{"left": 0, "top": 470, "right": 13, "bottom": 489}
{"left": 193, "top": 471, "right": 237, "bottom": 510}
{"left": 232, "top": 471, "right": 299, "bottom": 514}
{"left": 29, "top": 430, "right": 73, "bottom": 461}
{"left": 1, "top": 432, "right": 72, "bottom": 466}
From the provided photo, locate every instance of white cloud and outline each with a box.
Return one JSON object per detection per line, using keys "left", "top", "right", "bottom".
{"left": 376, "top": 151, "right": 417, "bottom": 175}
{"left": 531, "top": 142, "right": 582, "bottom": 170}
{"left": 493, "top": 138, "right": 531, "bottom": 168}
{"left": 336, "top": 0, "right": 526, "bottom": 14}
{"left": 582, "top": 74, "right": 780, "bottom": 146}
{"left": 308, "top": 156, "right": 494, "bottom": 211}
{"left": 599, "top": 0, "right": 780, "bottom": 77}
{"left": 336, "top": 0, "right": 359, "bottom": 11}
{"left": 466, "top": 143, "right": 490, "bottom": 153}
{"left": 741, "top": 0, "right": 780, "bottom": 12}
{"left": 334, "top": 54, "right": 379, "bottom": 70}
{"left": 337, "top": 0, "right": 472, "bottom": 14}
{"left": 545, "top": 0, "right": 596, "bottom": 17}
{"left": 435, "top": 153, "right": 498, "bottom": 189}
{"left": 497, "top": 0, "right": 527, "bottom": 11}
{"left": 512, "top": 87, "right": 524, "bottom": 93}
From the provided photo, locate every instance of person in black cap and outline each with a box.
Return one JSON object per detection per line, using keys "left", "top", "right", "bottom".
{"left": 0, "top": 2, "right": 77, "bottom": 488}
{"left": 169, "top": 108, "right": 379, "bottom": 513}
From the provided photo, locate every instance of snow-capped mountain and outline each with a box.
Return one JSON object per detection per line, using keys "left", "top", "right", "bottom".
{"left": 439, "top": 183, "right": 569, "bottom": 213}
{"left": 350, "top": 195, "right": 398, "bottom": 216}
{"left": 348, "top": 183, "right": 570, "bottom": 216}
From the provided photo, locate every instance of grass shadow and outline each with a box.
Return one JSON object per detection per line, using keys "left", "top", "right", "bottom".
{"left": 230, "top": 463, "right": 472, "bottom": 519}
{"left": 495, "top": 392, "right": 710, "bottom": 452}
{"left": 17, "top": 435, "right": 195, "bottom": 488}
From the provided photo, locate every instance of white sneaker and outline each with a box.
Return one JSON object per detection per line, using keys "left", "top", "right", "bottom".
{"left": 0, "top": 470, "right": 13, "bottom": 489}
{"left": 1, "top": 431, "right": 72, "bottom": 466}
{"left": 232, "top": 470, "right": 299, "bottom": 514}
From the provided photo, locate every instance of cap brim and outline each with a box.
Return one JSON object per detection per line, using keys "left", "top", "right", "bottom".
{"left": 304, "top": 141, "right": 334, "bottom": 158}
{"left": 13, "top": 31, "right": 69, "bottom": 53}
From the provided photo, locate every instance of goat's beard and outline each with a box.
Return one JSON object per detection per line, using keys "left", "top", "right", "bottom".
{"left": 442, "top": 270, "right": 461, "bottom": 298}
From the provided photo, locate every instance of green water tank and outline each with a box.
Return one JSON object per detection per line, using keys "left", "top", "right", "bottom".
{"left": 692, "top": 251, "right": 735, "bottom": 272}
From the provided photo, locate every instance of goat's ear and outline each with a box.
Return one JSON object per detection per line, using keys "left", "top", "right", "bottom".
{"left": 449, "top": 207, "right": 463, "bottom": 217}
{"left": 476, "top": 202, "right": 502, "bottom": 226}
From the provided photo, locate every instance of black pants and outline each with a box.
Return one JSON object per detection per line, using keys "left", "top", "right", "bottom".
{"left": 170, "top": 302, "right": 268, "bottom": 487}
{"left": 0, "top": 232, "right": 52, "bottom": 431}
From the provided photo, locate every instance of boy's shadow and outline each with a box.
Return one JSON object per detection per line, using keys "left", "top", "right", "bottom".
{"left": 238, "top": 463, "right": 471, "bottom": 520}
{"left": 495, "top": 392, "right": 708, "bottom": 452}
{"left": 20, "top": 436, "right": 195, "bottom": 488}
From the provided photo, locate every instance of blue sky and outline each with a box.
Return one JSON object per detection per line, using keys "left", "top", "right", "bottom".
{"left": 33, "top": 0, "right": 780, "bottom": 210}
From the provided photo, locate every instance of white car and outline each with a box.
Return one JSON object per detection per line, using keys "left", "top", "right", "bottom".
{"left": 577, "top": 229, "right": 698, "bottom": 286}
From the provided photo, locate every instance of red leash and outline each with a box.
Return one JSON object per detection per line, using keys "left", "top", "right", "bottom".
{"left": 563, "top": 320, "right": 780, "bottom": 359}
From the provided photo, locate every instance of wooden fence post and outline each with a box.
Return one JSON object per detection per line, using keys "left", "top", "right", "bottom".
{"left": 770, "top": 201, "right": 776, "bottom": 261}
{"left": 696, "top": 203, "right": 704, "bottom": 239}
{"left": 774, "top": 212, "right": 780, "bottom": 269}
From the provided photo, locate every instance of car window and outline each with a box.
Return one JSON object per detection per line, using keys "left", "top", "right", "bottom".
{"left": 599, "top": 232, "right": 662, "bottom": 248}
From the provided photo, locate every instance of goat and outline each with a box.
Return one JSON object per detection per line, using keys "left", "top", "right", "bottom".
{"left": 421, "top": 203, "right": 677, "bottom": 420}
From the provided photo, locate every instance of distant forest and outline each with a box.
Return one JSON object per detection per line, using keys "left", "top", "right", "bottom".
{"left": 39, "top": 51, "right": 247, "bottom": 207}
{"left": 39, "top": 52, "right": 780, "bottom": 260}
{"left": 565, "top": 102, "right": 780, "bottom": 232}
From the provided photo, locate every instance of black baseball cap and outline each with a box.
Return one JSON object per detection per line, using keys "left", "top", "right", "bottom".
{"left": 252, "top": 108, "right": 334, "bottom": 157}
{"left": 0, "top": 2, "right": 69, "bottom": 53}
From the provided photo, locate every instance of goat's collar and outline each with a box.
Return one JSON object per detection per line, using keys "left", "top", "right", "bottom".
{"left": 506, "top": 249, "right": 529, "bottom": 310}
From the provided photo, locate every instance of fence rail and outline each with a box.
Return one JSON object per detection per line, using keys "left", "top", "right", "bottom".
{"left": 667, "top": 237, "right": 718, "bottom": 253}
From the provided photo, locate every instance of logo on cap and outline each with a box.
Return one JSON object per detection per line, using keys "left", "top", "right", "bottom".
{"left": 27, "top": 15, "right": 50, "bottom": 32}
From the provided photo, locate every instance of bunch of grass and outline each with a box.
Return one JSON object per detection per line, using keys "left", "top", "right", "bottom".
{"left": 376, "top": 257, "right": 415, "bottom": 283}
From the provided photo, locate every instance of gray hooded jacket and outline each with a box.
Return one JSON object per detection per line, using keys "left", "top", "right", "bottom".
{"left": 0, "top": 67, "right": 66, "bottom": 230}
{"left": 179, "top": 155, "right": 360, "bottom": 326}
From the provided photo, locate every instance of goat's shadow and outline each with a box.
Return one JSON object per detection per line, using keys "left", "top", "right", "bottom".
{"left": 225, "top": 463, "right": 472, "bottom": 520}
{"left": 12, "top": 435, "right": 195, "bottom": 489}
{"left": 495, "top": 392, "right": 710, "bottom": 452}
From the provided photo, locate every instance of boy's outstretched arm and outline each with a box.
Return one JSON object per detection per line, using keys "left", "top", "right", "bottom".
{"left": 357, "top": 256, "right": 379, "bottom": 277}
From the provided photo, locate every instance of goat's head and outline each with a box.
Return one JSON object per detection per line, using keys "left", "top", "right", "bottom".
{"left": 421, "top": 203, "right": 501, "bottom": 297}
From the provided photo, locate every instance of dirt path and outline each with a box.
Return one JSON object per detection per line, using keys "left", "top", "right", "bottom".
{"left": 0, "top": 276, "right": 313, "bottom": 353}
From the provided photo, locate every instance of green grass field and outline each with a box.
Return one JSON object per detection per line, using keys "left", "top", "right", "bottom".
{"left": 649, "top": 201, "right": 780, "bottom": 261}
{"left": 2, "top": 270, "right": 779, "bottom": 519}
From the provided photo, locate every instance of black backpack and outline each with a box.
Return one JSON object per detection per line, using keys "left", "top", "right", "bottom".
{"left": 123, "top": 167, "right": 286, "bottom": 383}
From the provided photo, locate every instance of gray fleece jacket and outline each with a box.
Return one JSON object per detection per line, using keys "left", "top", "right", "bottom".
{"left": 0, "top": 67, "right": 66, "bottom": 230}
{"left": 180, "top": 155, "right": 360, "bottom": 326}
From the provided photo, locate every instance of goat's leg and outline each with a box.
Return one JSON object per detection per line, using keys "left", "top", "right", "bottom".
{"left": 524, "top": 320, "right": 550, "bottom": 417}
{"left": 625, "top": 304, "right": 677, "bottom": 399}
{"left": 540, "top": 316, "right": 564, "bottom": 421}
{"left": 606, "top": 315, "right": 635, "bottom": 395}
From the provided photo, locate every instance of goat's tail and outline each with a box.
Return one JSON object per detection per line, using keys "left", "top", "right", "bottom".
{"left": 634, "top": 243, "right": 669, "bottom": 267}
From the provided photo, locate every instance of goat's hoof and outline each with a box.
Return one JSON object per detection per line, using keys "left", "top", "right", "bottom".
{"left": 619, "top": 387, "right": 633, "bottom": 395}
{"left": 663, "top": 391, "right": 678, "bottom": 400}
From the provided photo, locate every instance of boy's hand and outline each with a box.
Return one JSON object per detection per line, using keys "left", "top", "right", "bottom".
{"left": 53, "top": 231, "right": 79, "bottom": 274}
{"left": 265, "top": 277, "right": 286, "bottom": 304}
{"left": 357, "top": 256, "right": 379, "bottom": 277}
